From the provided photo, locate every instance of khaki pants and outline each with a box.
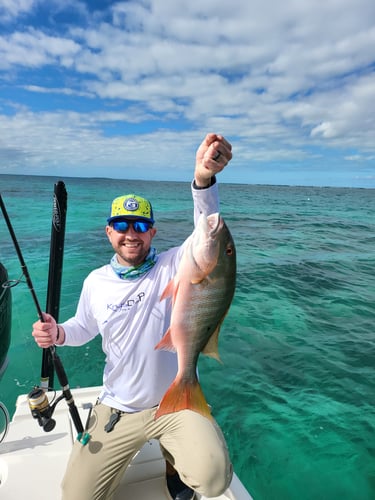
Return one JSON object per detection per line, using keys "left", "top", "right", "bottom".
{"left": 61, "top": 402, "right": 233, "bottom": 500}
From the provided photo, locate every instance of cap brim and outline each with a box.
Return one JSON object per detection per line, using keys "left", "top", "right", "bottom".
{"left": 107, "top": 215, "right": 154, "bottom": 225}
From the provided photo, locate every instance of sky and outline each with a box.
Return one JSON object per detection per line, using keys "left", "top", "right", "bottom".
{"left": 0, "top": 0, "right": 375, "bottom": 187}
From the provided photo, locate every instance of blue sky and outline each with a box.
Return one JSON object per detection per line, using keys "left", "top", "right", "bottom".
{"left": 0, "top": 0, "right": 374, "bottom": 187}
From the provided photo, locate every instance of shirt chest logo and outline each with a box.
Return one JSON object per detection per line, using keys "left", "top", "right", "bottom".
{"left": 107, "top": 292, "right": 145, "bottom": 312}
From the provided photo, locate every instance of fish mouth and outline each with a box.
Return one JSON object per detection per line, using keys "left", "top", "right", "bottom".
{"left": 207, "top": 213, "right": 222, "bottom": 236}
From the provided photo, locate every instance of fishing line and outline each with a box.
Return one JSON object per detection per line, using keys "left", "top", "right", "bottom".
{"left": 0, "top": 193, "right": 84, "bottom": 436}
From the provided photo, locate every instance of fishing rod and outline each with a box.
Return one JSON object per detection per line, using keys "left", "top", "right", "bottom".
{"left": 0, "top": 192, "right": 84, "bottom": 436}
{"left": 0, "top": 195, "right": 44, "bottom": 320}
{"left": 41, "top": 181, "right": 68, "bottom": 390}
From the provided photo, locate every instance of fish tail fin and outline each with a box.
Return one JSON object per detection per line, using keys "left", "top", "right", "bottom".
{"left": 155, "top": 378, "right": 212, "bottom": 420}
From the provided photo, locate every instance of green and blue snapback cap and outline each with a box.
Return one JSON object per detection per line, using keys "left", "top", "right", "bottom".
{"left": 107, "top": 194, "right": 154, "bottom": 224}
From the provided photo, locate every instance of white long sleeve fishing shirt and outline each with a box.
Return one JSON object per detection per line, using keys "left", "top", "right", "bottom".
{"left": 61, "top": 181, "right": 220, "bottom": 413}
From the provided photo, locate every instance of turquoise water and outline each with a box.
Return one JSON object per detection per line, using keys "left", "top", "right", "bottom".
{"left": 1, "top": 174, "right": 374, "bottom": 499}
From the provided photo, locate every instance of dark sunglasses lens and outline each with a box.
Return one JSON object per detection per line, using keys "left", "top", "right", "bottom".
{"left": 113, "top": 221, "right": 129, "bottom": 231}
{"left": 112, "top": 221, "right": 151, "bottom": 233}
{"left": 133, "top": 221, "right": 151, "bottom": 233}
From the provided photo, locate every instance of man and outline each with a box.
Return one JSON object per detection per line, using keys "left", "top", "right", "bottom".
{"left": 32, "top": 133, "right": 233, "bottom": 500}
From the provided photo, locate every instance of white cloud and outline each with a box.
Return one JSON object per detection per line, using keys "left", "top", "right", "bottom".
{"left": 0, "top": 0, "right": 374, "bottom": 186}
{"left": 0, "top": 0, "right": 37, "bottom": 22}
{"left": 21, "top": 84, "right": 93, "bottom": 98}
{"left": 0, "top": 29, "right": 81, "bottom": 69}
{"left": 0, "top": 109, "right": 195, "bottom": 174}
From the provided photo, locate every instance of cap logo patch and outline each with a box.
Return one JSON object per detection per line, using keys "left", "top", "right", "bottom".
{"left": 124, "top": 198, "right": 139, "bottom": 212}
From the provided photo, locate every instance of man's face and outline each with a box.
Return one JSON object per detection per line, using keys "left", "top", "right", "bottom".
{"left": 106, "top": 219, "right": 157, "bottom": 267}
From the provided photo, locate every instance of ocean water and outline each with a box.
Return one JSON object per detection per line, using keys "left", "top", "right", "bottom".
{"left": 0, "top": 174, "right": 374, "bottom": 500}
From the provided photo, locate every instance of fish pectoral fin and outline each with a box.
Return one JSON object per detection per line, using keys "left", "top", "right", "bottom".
{"left": 160, "top": 279, "right": 180, "bottom": 303}
{"left": 155, "top": 378, "right": 212, "bottom": 420}
{"left": 160, "top": 279, "right": 174, "bottom": 301}
{"left": 202, "top": 324, "right": 223, "bottom": 363}
{"left": 154, "top": 328, "right": 176, "bottom": 352}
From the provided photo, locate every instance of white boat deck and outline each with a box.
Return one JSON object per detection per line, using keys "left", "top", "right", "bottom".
{"left": 0, "top": 386, "right": 252, "bottom": 499}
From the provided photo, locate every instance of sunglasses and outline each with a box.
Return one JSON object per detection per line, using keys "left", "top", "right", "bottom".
{"left": 111, "top": 220, "right": 153, "bottom": 233}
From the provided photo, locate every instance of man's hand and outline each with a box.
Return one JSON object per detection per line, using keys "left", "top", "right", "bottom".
{"left": 194, "top": 133, "right": 233, "bottom": 187}
{"left": 32, "top": 313, "right": 60, "bottom": 348}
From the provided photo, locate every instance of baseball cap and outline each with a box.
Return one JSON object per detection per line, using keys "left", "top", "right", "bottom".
{"left": 107, "top": 194, "right": 154, "bottom": 224}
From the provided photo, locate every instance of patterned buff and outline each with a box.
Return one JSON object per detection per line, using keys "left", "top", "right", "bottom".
{"left": 110, "top": 247, "right": 158, "bottom": 280}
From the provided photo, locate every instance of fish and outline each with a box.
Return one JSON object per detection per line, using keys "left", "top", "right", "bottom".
{"left": 154, "top": 212, "right": 236, "bottom": 420}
